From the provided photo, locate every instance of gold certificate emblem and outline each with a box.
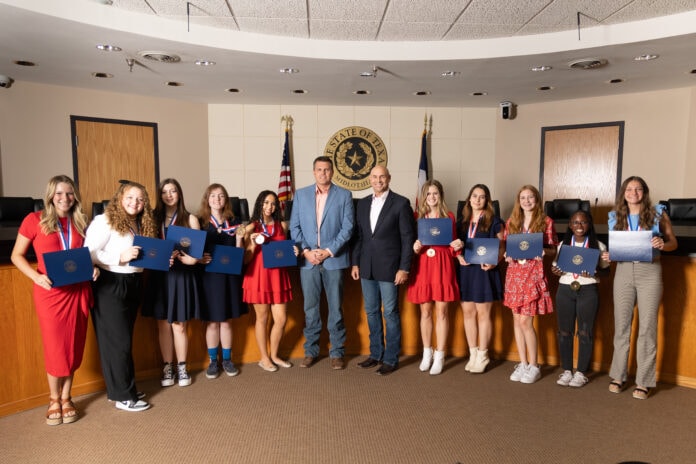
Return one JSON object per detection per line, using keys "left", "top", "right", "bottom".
{"left": 324, "top": 126, "right": 388, "bottom": 191}
{"left": 274, "top": 249, "right": 285, "bottom": 259}
{"left": 518, "top": 240, "right": 530, "bottom": 251}
{"left": 179, "top": 237, "right": 192, "bottom": 248}
{"left": 476, "top": 246, "right": 487, "bottom": 256}
{"left": 147, "top": 248, "right": 158, "bottom": 258}
{"left": 64, "top": 260, "right": 77, "bottom": 273}
{"left": 220, "top": 255, "right": 230, "bottom": 265}
{"left": 572, "top": 255, "right": 583, "bottom": 265}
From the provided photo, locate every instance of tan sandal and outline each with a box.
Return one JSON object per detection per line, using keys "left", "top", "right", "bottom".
{"left": 46, "top": 397, "right": 62, "bottom": 426}
{"left": 60, "top": 397, "right": 79, "bottom": 424}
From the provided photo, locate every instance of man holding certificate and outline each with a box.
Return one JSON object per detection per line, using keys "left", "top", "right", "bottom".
{"left": 351, "top": 166, "right": 416, "bottom": 375}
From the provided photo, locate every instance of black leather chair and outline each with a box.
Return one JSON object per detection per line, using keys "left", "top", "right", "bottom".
{"left": 543, "top": 199, "right": 590, "bottom": 223}
{"left": 282, "top": 200, "right": 292, "bottom": 222}
{"left": 0, "top": 197, "right": 36, "bottom": 227}
{"left": 91, "top": 200, "right": 110, "bottom": 218}
{"left": 229, "top": 197, "right": 250, "bottom": 223}
{"left": 456, "top": 199, "right": 500, "bottom": 225}
{"left": 662, "top": 198, "right": 696, "bottom": 226}
{"left": 33, "top": 199, "right": 45, "bottom": 211}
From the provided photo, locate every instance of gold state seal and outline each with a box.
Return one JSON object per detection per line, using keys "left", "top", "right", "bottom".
{"left": 324, "top": 126, "right": 388, "bottom": 191}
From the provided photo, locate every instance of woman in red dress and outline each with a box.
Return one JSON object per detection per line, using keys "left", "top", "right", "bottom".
{"left": 11, "top": 175, "right": 97, "bottom": 425}
{"left": 407, "top": 180, "right": 461, "bottom": 375}
{"left": 243, "top": 191, "right": 297, "bottom": 372}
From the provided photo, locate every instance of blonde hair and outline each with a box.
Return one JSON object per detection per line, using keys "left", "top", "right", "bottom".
{"left": 416, "top": 179, "right": 450, "bottom": 219}
{"left": 39, "top": 175, "right": 88, "bottom": 236}
{"left": 507, "top": 185, "right": 547, "bottom": 234}
{"left": 104, "top": 181, "right": 157, "bottom": 237}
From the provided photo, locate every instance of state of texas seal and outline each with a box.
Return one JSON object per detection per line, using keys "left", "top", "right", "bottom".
{"left": 324, "top": 126, "right": 388, "bottom": 191}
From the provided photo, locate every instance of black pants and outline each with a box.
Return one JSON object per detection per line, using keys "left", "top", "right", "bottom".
{"left": 555, "top": 283, "right": 599, "bottom": 373}
{"left": 91, "top": 270, "right": 143, "bottom": 402}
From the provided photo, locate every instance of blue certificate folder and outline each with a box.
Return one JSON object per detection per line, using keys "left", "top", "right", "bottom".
{"left": 464, "top": 238, "right": 500, "bottom": 265}
{"left": 262, "top": 240, "right": 297, "bottom": 269}
{"left": 43, "top": 247, "right": 93, "bottom": 287}
{"left": 206, "top": 245, "right": 244, "bottom": 275}
{"left": 556, "top": 245, "right": 601, "bottom": 276}
{"left": 609, "top": 230, "right": 653, "bottom": 262}
{"left": 505, "top": 233, "right": 543, "bottom": 260}
{"left": 166, "top": 225, "right": 206, "bottom": 259}
{"left": 417, "top": 218, "right": 453, "bottom": 246}
{"left": 129, "top": 236, "right": 175, "bottom": 271}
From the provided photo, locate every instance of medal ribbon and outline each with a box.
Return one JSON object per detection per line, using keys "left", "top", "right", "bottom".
{"left": 627, "top": 215, "right": 641, "bottom": 231}
{"left": 129, "top": 221, "right": 140, "bottom": 237}
{"left": 468, "top": 216, "right": 479, "bottom": 239}
{"left": 571, "top": 236, "right": 589, "bottom": 280}
{"left": 210, "top": 216, "right": 237, "bottom": 235}
{"left": 57, "top": 217, "right": 72, "bottom": 251}
{"left": 161, "top": 212, "right": 177, "bottom": 238}
{"left": 260, "top": 221, "right": 275, "bottom": 238}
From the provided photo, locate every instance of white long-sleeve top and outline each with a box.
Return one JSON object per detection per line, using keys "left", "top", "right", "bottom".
{"left": 85, "top": 214, "right": 143, "bottom": 274}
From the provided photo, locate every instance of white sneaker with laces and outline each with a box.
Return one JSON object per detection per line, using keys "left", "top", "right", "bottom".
{"left": 556, "top": 370, "right": 573, "bottom": 386}
{"left": 177, "top": 363, "right": 192, "bottom": 387}
{"left": 509, "top": 363, "right": 527, "bottom": 382}
{"left": 521, "top": 364, "right": 541, "bottom": 384}
{"left": 569, "top": 371, "right": 589, "bottom": 388}
{"left": 115, "top": 400, "right": 150, "bottom": 412}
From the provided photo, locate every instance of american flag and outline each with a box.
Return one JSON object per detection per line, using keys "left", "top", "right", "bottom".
{"left": 415, "top": 128, "right": 428, "bottom": 210}
{"left": 277, "top": 128, "right": 293, "bottom": 212}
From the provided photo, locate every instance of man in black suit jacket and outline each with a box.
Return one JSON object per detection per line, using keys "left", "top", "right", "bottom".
{"left": 351, "top": 166, "right": 416, "bottom": 375}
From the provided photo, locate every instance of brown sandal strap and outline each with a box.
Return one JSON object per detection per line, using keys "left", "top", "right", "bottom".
{"left": 47, "top": 398, "right": 62, "bottom": 420}
{"left": 60, "top": 397, "right": 77, "bottom": 417}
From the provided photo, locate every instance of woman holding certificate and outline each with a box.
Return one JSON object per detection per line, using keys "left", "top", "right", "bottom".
{"left": 504, "top": 185, "right": 557, "bottom": 384}
{"left": 551, "top": 210, "right": 609, "bottom": 387}
{"left": 453, "top": 184, "right": 504, "bottom": 374}
{"left": 198, "top": 184, "right": 247, "bottom": 379}
{"left": 606, "top": 176, "right": 677, "bottom": 400}
{"left": 407, "top": 180, "right": 460, "bottom": 375}
{"left": 12, "top": 175, "right": 95, "bottom": 424}
{"left": 243, "top": 191, "right": 296, "bottom": 372}
{"left": 143, "top": 178, "right": 202, "bottom": 388}
{"left": 85, "top": 180, "right": 157, "bottom": 412}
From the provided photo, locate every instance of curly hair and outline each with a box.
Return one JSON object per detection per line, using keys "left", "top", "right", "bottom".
{"left": 198, "top": 183, "right": 234, "bottom": 225}
{"left": 250, "top": 190, "right": 282, "bottom": 223}
{"left": 104, "top": 181, "right": 157, "bottom": 237}
{"left": 612, "top": 176, "right": 657, "bottom": 231}
{"left": 560, "top": 210, "right": 600, "bottom": 249}
{"left": 416, "top": 179, "right": 450, "bottom": 219}
{"left": 460, "top": 183, "right": 495, "bottom": 234}
{"left": 507, "top": 185, "right": 547, "bottom": 234}
{"left": 153, "top": 178, "right": 190, "bottom": 228}
{"left": 39, "top": 175, "right": 88, "bottom": 236}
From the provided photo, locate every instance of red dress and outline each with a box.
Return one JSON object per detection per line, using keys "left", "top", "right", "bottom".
{"left": 242, "top": 220, "right": 293, "bottom": 304}
{"left": 503, "top": 216, "right": 557, "bottom": 316}
{"left": 18, "top": 212, "right": 92, "bottom": 377}
{"left": 407, "top": 212, "right": 460, "bottom": 304}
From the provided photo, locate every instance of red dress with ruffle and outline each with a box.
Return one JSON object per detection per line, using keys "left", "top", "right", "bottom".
{"left": 242, "top": 221, "right": 293, "bottom": 304}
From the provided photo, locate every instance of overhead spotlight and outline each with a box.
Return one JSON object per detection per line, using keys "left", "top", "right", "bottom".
{"left": 360, "top": 66, "right": 378, "bottom": 78}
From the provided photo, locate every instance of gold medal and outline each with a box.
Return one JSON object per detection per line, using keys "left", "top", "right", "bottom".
{"left": 570, "top": 281, "right": 581, "bottom": 291}
{"left": 426, "top": 248, "right": 436, "bottom": 258}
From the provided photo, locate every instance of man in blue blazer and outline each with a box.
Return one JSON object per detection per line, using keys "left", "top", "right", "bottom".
{"left": 290, "top": 156, "right": 354, "bottom": 369}
{"left": 351, "top": 166, "right": 415, "bottom": 375}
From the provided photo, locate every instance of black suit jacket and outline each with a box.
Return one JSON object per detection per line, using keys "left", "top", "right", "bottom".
{"left": 351, "top": 191, "right": 416, "bottom": 282}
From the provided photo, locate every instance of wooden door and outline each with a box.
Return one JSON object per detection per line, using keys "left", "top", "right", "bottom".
{"left": 540, "top": 122, "right": 624, "bottom": 223}
{"left": 71, "top": 116, "right": 159, "bottom": 216}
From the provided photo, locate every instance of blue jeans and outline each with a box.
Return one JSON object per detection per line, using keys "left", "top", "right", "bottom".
{"left": 300, "top": 266, "right": 346, "bottom": 358}
{"left": 361, "top": 279, "right": 401, "bottom": 366}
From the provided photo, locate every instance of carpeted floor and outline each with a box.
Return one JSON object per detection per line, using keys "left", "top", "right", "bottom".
{"left": 2, "top": 357, "right": 695, "bottom": 464}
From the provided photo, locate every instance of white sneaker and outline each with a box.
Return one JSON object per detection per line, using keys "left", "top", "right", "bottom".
{"left": 569, "top": 371, "right": 589, "bottom": 388}
{"left": 464, "top": 347, "right": 478, "bottom": 372}
{"left": 509, "top": 363, "right": 527, "bottom": 382}
{"left": 429, "top": 350, "right": 445, "bottom": 375}
{"left": 520, "top": 364, "right": 541, "bottom": 384}
{"left": 177, "top": 363, "right": 192, "bottom": 387}
{"left": 115, "top": 400, "right": 150, "bottom": 412}
{"left": 419, "top": 347, "right": 433, "bottom": 372}
{"left": 556, "top": 370, "right": 573, "bottom": 386}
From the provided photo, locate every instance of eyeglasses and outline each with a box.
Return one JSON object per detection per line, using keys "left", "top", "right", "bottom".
{"left": 571, "top": 221, "right": 589, "bottom": 226}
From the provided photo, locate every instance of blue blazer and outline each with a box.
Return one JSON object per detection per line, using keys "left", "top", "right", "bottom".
{"left": 289, "top": 183, "right": 355, "bottom": 270}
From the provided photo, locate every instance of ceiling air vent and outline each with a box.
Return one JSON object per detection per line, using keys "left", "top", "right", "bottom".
{"left": 569, "top": 58, "right": 607, "bottom": 70}
{"left": 138, "top": 51, "right": 181, "bottom": 63}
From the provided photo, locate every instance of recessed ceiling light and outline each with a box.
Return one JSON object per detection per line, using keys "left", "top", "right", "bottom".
{"left": 226, "top": 88, "right": 241, "bottom": 93}
{"left": 195, "top": 60, "right": 216, "bottom": 66}
{"left": 92, "top": 72, "right": 113, "bottom": 78}
{"left": 569, "top": 58, "right": 607, "bottom": 70}
{"left": 413, "top": 91, "right": 431, "bottom": 96}
{"left": 537, "top": 86, "right": 553, "bottom": 91}
{"left": 531, "top": 65, "right": 552, "bottom": 72}
{"left": 292, "top": 89, "right": 308, "bottom": 94}
{"left": 353, "top": 90, "right": 371, "bottom": 95}
{"left": 165, "top": 81, "right": 183, "bottom": 86}
{"left": 360, "top": 71, "right": 376, "bottom": 78}
{"left": 608, "top": 78, "right": 624, "bottom": 84}
{"left": 280, "top": 68, "right": 299, "bottom": 74}
{"left": 470, "top": 91, "right": 488, "bottom": 96}
{"left": 690, "top": 69, "right": 696, "bottom": 74}
{"left": 139, "top": 51, "right": 181, "bottom": 63}
{"left": 13, "top": 60, "right": 36, "bottom": 67}
{"left": 634, "top": 54, "right": 658, "bottom": 61}
{"left": 96, "top": 44, "right": 122, "bottom": 52}
{"left": 441, "top": 71, "right": 460, "bottom": 77}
